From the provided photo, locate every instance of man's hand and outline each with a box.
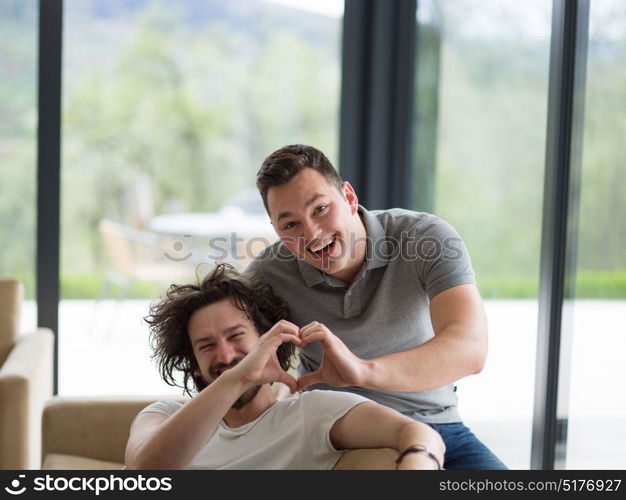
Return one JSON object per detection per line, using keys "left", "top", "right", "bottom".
{"left": 296, "top": 322, "right": 369, "bottom": 391}
{"left": 229, "top": 320, "right": 302, "bottom": 394}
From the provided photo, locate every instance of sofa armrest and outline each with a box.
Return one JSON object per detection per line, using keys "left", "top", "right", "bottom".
{"left": 0, "top": 328, "right": 54, "bottom": 469}
{"left": 0, "top": 278, "right": 22, "bottom": 366}
{"left": 333, "top": 448, "right": 398, "bottom": 470}
{"left": 42, "top": 396, "right": 187, "bottom": 466}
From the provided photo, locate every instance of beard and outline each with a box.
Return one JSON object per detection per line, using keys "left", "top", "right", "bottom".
{"left": 205, "top": 357, "right": 262, "bottom": 409}
{"left": 231, "top": 384, "right": 262, "bottom": 409}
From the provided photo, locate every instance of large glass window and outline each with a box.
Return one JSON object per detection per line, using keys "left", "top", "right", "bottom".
{"left": 560, "top": 0, "right": 626, "bottom": 469}
{"left": 413, "top": 0, "right": 552, "bottom": 468}
{"left": 60, "top": 0, "right": 344, "bottom": 395}
{"left": 0, "top": 0, "right": 38, "bottom": 332}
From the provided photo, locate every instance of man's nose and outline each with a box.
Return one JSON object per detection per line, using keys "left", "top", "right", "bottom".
{"left": 215, "top": 341, "right": 236, "bottom": 366}
{"left": 302, "top": 219, "right": 322, "bottom": 244}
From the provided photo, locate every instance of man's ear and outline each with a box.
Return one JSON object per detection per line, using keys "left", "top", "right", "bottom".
{"left": 342, "top": 181, "right": 359, "bottom": 214}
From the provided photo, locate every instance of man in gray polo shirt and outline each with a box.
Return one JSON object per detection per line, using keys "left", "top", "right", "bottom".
{"left": 245, "top": 144, "right": 506, "bottom": 469}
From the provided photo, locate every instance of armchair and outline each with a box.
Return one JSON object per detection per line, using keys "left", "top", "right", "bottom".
{"left": 0, "top": 279, "right": 54, "bottom": 469}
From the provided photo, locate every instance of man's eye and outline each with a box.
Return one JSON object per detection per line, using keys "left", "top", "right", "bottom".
{"left": 229, "top": 333, "right": 244, "bottom": 341}
{"left": 283, "top": 221, "right": 296, "bottom": 230}
{"left": 315, "top": 204, "right": 328, "bottom": 214}
{"left": 199, "top": 344, "right": 214, "bottom": 351}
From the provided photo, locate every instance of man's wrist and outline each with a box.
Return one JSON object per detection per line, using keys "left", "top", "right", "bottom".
{"left": 359, "top": 358, "right": 377, "bottom": 387}
{"left": 396, "top": 453, "right": 440, "bottom": 470}
{"left": 395, "top": 444, "right": 442, "bottom": 470}
{"left": 218, "top": 368, "right": 251, "bottom": 394}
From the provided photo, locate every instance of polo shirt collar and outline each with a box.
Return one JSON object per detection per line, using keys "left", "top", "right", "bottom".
{"left": 296, "top": 205, "right": 389, "bottom": 287}
{"left": 297, "top": 258, "right": 326, "bottom": 287}
{"left": 359, "top": 205, "right": 389, "bottom": 271}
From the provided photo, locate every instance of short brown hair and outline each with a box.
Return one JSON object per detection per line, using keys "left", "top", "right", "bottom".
{"left": 145, "top": 263, "right": 294, "bottom": 396}
{"left": 256, "top": 144, "right": 343, "bottom": 213}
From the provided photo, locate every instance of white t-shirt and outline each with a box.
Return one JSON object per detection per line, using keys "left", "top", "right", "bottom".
{"left": 137, "top": 389, "right": 370, "bottom": 470}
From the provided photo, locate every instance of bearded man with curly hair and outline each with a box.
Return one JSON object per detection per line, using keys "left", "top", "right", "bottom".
{"left": 125, "top": 264, "right": 444, "bottom": 470}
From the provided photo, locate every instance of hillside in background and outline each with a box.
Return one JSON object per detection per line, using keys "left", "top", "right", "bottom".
{"left": 1, "top": 0, "right": 624, "bottom": 299}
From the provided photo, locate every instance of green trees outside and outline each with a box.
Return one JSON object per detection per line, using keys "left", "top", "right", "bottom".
{"left": 0, "top": 0, "right": 37, "bottom": 296}
{"left": 1, "top": 0, "right": 624, "bottom": 299}
{"left": 416, "top": 0, "right": 626, "bottom": 298}
{"left": 60, "top": 0, "right": 341, "bottom": 296}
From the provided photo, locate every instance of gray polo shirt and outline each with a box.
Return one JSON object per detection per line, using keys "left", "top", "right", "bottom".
{"left": 246, "top": 206, "right": 476, "bottom": 423}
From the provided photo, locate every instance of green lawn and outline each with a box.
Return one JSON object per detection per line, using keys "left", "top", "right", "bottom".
{"left": 11, "top": 269, "right": 626, "bottom": 300}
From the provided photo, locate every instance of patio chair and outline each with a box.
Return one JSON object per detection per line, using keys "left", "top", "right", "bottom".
{"left": 98, "top": 219, "right": 195, "bottom": 298}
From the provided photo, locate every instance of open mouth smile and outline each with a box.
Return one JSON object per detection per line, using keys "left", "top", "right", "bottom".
{"left": 307, "top": 236, "right": 337, "bottom": 258}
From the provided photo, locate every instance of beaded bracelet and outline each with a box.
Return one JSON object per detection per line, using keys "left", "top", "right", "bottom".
{"left": 395, "top": 444, "right": 442, "bottom": 470}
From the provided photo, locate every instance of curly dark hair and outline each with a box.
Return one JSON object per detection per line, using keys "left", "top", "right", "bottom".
{"left": 145, "top": 263, "right": 294, "bottom": 396}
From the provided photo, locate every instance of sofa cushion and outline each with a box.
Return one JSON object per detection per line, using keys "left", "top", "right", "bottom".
{"left": 43, "top": 453, "right": 123, "bottom": 470}
{"left": 43, "top": 396, "right": 187, "bottom": 465}
{"left": 42, "top": 449, "right": 397, "bottom": 470}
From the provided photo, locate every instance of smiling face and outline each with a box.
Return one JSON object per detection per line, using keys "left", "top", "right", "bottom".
{"left": 266, "top": 168, "right": 367, "bottom": 282}
{"left": 188, "top": 298, "right": 261, "bottom": 406}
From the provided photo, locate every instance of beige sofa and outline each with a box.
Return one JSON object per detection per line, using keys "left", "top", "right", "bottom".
{"left": 42, "top": 394, "right": 397, "bottom": 470}
{"left": 0, "top": 278, "right": 394, "bottom": 470}
{"left": 0, "top": 279, "right": 54, "bottom": 469}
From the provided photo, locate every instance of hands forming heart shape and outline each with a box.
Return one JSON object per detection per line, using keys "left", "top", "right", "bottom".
{"left": 295, "top": 321, "right": 368, "bottom": 391}
{"left": 231, "top": 320, "right": 368, "bottom": 395}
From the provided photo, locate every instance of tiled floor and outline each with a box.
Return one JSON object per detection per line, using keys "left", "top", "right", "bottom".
{"left": 19, "top": 298, "right": 626, "bottom": 469}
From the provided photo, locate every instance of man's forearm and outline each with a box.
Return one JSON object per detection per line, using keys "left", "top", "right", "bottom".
{"left": 361, "top": 325, "right": 487, "bottom": 392}
{"left": 329, "top": 402, "right": 445, "bottom": 470}
{"left": 127, "top": 372, "right": 246, "bottom": 469}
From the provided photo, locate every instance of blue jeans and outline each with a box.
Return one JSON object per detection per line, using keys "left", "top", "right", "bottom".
{"left": 428, "top": 422, "right": 508, "bottom": 470}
